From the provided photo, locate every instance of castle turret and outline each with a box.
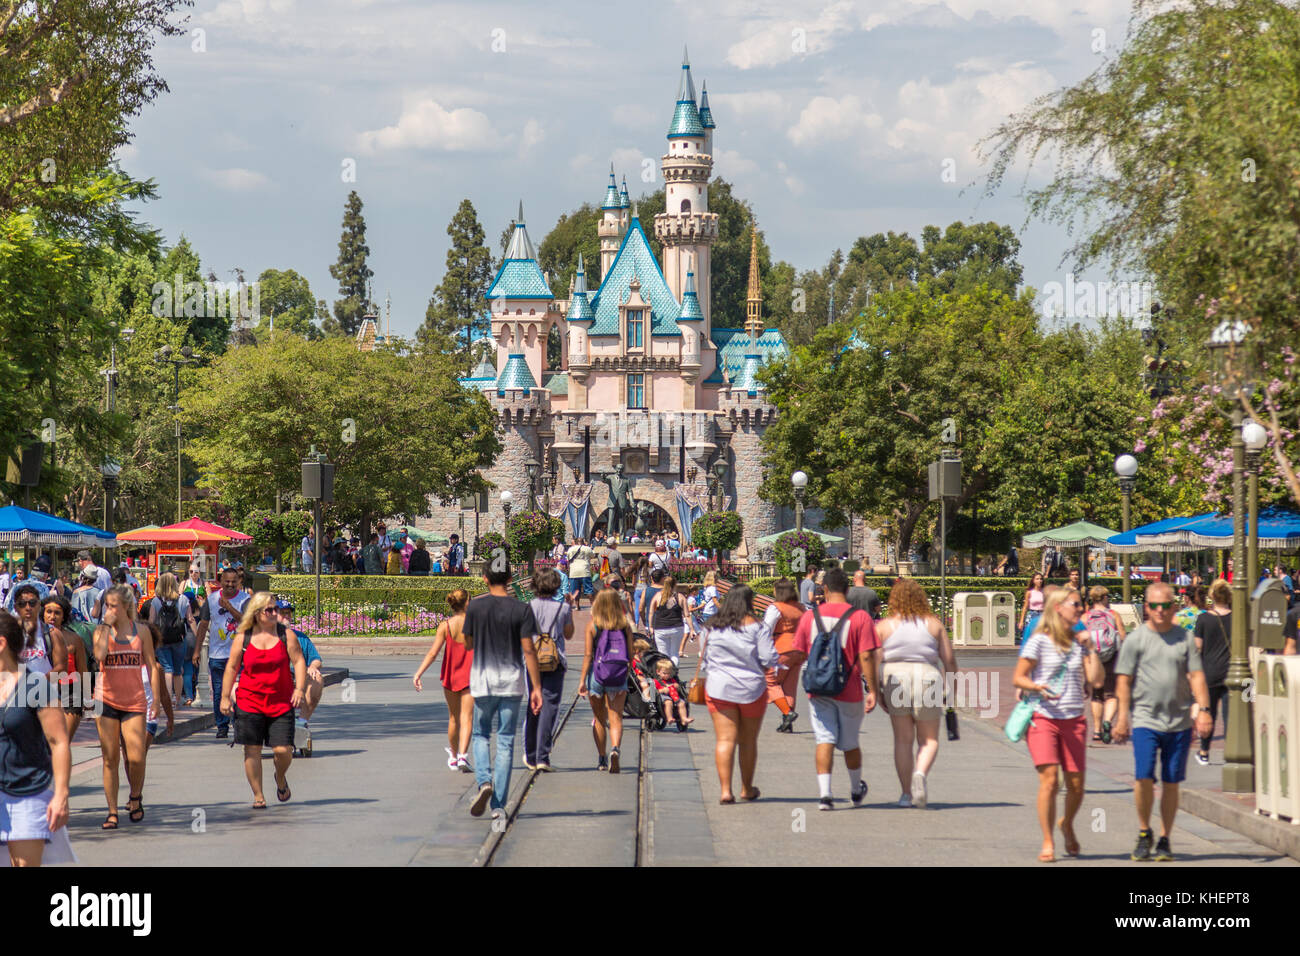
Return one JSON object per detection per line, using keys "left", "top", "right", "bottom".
{"left": 619, "top": 174, "right": 630, "bottom": 231}
{"left": 745, "top": 226, "right": 763, "bottom": 341}
{"left": 565, "top": 252, "right": 594, "bottom": 411}
{"left": 699, "top": 81, "right": 716, "bottom": 156}
{"left": 654, "top": 48, "right": 718, "bottom": 332}
{"left": 598, "top": 164, "right": 623, "bottom": 278}
{"left": 485, "top": 200, "right": 554, "bottom": 390}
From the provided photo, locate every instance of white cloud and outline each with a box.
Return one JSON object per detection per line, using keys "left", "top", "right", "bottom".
{"left": 521, "top": 119, "right": 544, "bottom": 150}
{"left": 725, "top": 1, "right": 859, "bottom": 69}
{"left": 611, "top": 102, "right": 657, "bottom": 130}
{"left": 710, "top": 90, "right": 789, "bottom": 122}
{"left": 787, "top": 94, "right": 882, "bottom": 147}
{"left": 716, "top": 148, "right": 758, "bottom": 176}
{"left": 208, "top": 0, "right": 297, "bottom": 27}
{"left": 199, "top": 167, "right": 271, "bottom": 191}
{"left": 358, "top": 97, "right": 499, "bottom": 153}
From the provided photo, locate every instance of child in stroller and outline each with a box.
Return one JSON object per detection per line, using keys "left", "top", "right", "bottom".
{"left": 626, "top": 638, "right": 691, "bottom": 731}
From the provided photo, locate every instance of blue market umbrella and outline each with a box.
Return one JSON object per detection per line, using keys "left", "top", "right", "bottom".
{"left": 1106, "top": 514, "right": 1215, "bottom": 553}
{"left": 0, "top": 505, "right": 116, "bottom": 548}
{"left": 1170, "top": 507, "right": 1300, "bottom": 550}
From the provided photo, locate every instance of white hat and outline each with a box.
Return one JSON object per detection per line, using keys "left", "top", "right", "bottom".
{"left": 654, "top": 539, "right": 666, "bottom": 549}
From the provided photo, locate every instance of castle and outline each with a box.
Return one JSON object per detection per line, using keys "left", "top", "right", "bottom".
{"left": 424, "top": 53, "right": 864, "bottom": 557}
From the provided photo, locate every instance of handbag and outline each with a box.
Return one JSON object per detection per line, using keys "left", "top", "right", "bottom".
{"left": 1004, "top": 656, "right": 1070, "bottom": 744}
{"left": 687, "top": 675, "right": 706, "bottom": 705}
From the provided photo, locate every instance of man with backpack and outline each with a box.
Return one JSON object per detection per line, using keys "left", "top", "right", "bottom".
{"left": 148, "top": 572, "right": 197, "bottom": 712}
{"left": 1083, "top": 586, "right": 1124, "bottom": 744}
{"left": 791, "top": 567, "right": 880, "bottom": 811}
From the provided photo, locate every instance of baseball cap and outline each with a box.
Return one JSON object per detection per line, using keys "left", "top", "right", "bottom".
{"left": 79, "top": 567, "right": 98, "bottom": 582}
{"left": 274, "top": 598, "right": 295, "bottom": 612}
{"left": 34, "top": 555, "right": 52, "bottom": 573}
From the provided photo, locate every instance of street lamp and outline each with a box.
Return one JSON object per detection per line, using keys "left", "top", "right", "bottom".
{"left": 1243, "top": 420, "right": 1268, "bottom": 588}
{"left": 711, "top": 457, "right": 728, "bottom": 514}
{"left": 99, "top": 460, "right": 122, "bottom": 565}
{"left": 155, "top": 344, "right": 200, "bottom": 523}
{"left": 792, "top": 470, "right": 808, "bottom": 535}
{"left": 1114, "top": 453, "right": 1138, "bottom": 602}
{"left": 525, "top": 458, "right": 540, "bottom": 512}
{"left": 1207, "top": 318, "right": 1252, "bottom": 793}
{"left": 501, "top": 489, "right": 513, "bottom": 524}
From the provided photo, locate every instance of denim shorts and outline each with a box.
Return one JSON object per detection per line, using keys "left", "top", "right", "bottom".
{"left": 588, "top": 671, "right": 628, "bottom": 699}
{"left": 570, "top": 576, "right": 594, "bottom": 596}
{"left": 1132, "top": 726, "right": 1193, "bottom": 783}
{"left": 155, "top": 642, "right": 185, "bottom": 675}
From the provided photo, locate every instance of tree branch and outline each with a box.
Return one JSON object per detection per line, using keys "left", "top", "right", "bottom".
{"left": 0, "top": 67, "right": 90, "bottom": 128}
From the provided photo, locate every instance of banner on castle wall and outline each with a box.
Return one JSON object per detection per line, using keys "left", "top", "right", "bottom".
{"left": 536, "top": 488, "right": 569, "bottom": 519}
{"left": 673, "top": 482, "right": 708, "bottom": 542}
{"left": 563, "top": 483, "right": 592, "bottom": 538}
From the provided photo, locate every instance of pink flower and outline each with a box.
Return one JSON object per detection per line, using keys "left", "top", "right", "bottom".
{"left": 1134, "top": 440, "right": 1147, "bottom": 453}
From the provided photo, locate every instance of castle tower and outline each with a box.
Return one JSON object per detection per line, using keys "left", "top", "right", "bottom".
{"left": 699, "top": 81, "right": 716, "bottom": 157}
{"left": 654, "top": 48, "right": 718, "bottom": 331}
{"left": 745, "top": 227, "right": 763, "bottom": 340}
{"left": 598, "top": 165, "right": 622, "bottom": 278}
{"left": 566, "top": 252, "right": 594, "bottom": 411}
{"left": 485, "top": 200, "right": 554, "bottom": 390}
{"left": 619, "top": 174, "right": 630, "bottom": 232}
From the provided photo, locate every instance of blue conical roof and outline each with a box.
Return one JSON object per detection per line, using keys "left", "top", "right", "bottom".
{"left": 485, "top": 201, "right": 553, "bottom": 300}
{"left": 668, "top": 49, "right": 704, "bottom": 138}
{"left": 677, "top": 269, "right": 704, "bottom": 322}
{"left": 567, "top": 253, "right": 594, "bottom": 323}
{"left": 619, "top": 175, "right": 630, "bottom": 209}
{"left": 699, "top": 82, "right": 715, "bottom": 129}
{"left": 460, "top": 354, "right": 499, "bottom": 392}
{"left": 733, "top": 353, "right": 763, "bottom": 395}
{"left": 496, "top": 353, "right": 537, "bottom": 391}
{"left": 601, "top": 165, "right": 621, "bottom": 211}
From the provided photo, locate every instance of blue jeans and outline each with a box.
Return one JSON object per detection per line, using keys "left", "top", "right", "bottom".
{"left": 210, "top": 660, "right": 230, "bottom": 732}
{"left": 183, "top": 636, "right": 199, "bottom": 700}
{"left": 472, "top": 695, "right": 522, "bottom": 811}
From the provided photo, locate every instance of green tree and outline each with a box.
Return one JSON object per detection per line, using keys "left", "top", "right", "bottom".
{"left": 179, "top": 337, "right": 500, "bottom": 535}
{"left": 690, "top": 511, "right": 743, "bottom": 566}
{"left": 537, "top": 203, "right": 603, "bottom": 294}
{"left": 418, "top": 199, "right": 493, "bottom": 362}
{"left": 327, "top": 190, "right": 373, "bottom": 337}
{"left": 254, "top": 268, "right": 323, "bottom": 341}
{"left": 0, "top": 1, "right": 190, "bottom": 217}
{"left": 758, "top": 283, "right": 1040, "bottom": 558}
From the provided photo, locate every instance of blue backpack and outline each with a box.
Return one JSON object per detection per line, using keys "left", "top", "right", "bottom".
{"left": 802, "top": 605, "right": 851, "bottom": 697}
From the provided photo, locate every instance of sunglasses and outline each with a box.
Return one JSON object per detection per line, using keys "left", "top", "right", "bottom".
{"left": 16, "top": 599, "right": 38, "bottom": 608}
{"left": 1148, "top": 601, "right": 1175, "bottom": 610}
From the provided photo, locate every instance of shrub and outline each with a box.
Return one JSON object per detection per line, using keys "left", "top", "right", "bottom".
{"left": 474, "top": 531, "right": 507, "bottom": 560}
{"left": 505, "top": 510, "right": 554, "bottom": 566}
{"left": 691, "top": 512, "right": 743, "bottom": 554}
{"left": 773, "top": 530, "right": 828, "bottom": 577}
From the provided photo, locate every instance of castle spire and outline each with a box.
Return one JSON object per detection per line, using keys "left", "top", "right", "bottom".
{"left": 745, "top": 226, "right": 763, "bottom": 341}
{"left": 668, "top": 48, "right": 704, "bottom": 138}
{"left": 602, "top": 164, "right": 621, "bottom": 210}
{"left": 504, "top": 200, "right": 536, "bottom": 260}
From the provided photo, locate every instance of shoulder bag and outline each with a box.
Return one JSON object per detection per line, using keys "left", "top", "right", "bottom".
{"left": 1004, "top": 653, "right": 1072, "bottom": 743}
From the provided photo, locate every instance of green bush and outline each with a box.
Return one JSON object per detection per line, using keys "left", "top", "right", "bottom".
{"left": 772, "top": 530, "right": 828, "bottom": 577}
{"left": 691, "top": 511, "right": 743, "bottom": 553}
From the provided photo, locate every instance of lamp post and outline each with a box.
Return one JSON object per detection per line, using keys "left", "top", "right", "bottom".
{"left": 501, "top": 490, "right": 513, "bottom": 525}
{"left": 154, "top": 344, "right": 200, "bottom": 523}
{"left": 1243, "top": 420, "right": 1268, "bottom": 588}
{"left": 711, "top": 457, "right": 728, "bottom": 515}
{"left": 1114, "top": 453, "right": 1138, "bottom": 603}
{"left": 1207, "top": 318, "right": 1252, "bottom": 792}
{"left": 525, "top": 458, "right": 540, "bottom": 513}
{"left": 792, "top": 470, "right": 808, "bottom": 535}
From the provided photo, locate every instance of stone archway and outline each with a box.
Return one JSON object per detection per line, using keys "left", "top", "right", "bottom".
{"left": 593, "top": 500, "right": 677, "bottom": 540}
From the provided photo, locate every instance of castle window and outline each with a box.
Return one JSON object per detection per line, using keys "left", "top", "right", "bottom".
{"left": 627, "top": 374, "right": 645, "bottom": 409}
{"left": 627, "top": 309, "right": 643, "bottom": 349}
{"left": 680, "top": 199, "right": 691, "bottom": 213}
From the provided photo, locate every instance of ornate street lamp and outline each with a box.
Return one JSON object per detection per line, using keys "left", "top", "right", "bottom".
{"left": 1114, "top": 453, "right": 1138, "bottom": 602}
{"left": 501, "top": 489, "right": 513, "bottom": 524}
{"left": 791, "top": 470, "right": 808, "bottom": 535}
{"left": 711, "top": 457, "right": 728, "bottom": 514}
{"left": 1243, "top": 420, "right": 1268, "bottom": 588}
{"left": 1206, "top": 318, "right": 1252, "bottom": 793}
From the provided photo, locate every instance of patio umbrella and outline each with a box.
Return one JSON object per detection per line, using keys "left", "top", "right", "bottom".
{"left": 1105, "top": 515, "right": 1214, "bottom": 553}
{"left": 1022, "top": 520, "right": 1119, "bottom": 549}
{"left": 755, "top": 529, "right": 846, "bottom": 546}
{"left": 117, "top": 517, "right": 253, "bottom": 545}
{"left": 1152, "top": 507, "right": 1300, "bottom": 550}
{"left": 0, "top": 505, "right": 116, "bottom": 548}
{"left": 169, "top": 517, "right": 253, "bottom": 542}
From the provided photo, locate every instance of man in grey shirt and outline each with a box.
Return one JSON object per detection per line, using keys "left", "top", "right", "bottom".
{"left": 845, "top": 569, "right": 881, "bottom": 619}
{"left": 1113, "top": 582, "right": 1213, "bottom": 862}
{"left": 799, "top": 567, "right": 817, "bottom": 607}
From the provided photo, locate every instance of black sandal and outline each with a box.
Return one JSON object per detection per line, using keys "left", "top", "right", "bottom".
{"left": 276, "top": 785, "right": 291, "bottom": 803}
{"left": 127, "top": 793, "right": 144, "bottom": 823}
{"left": 102, "top": 813, "right": 119, "bottom": 830}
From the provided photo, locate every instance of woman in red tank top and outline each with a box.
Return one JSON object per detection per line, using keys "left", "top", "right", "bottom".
{"left": 413, "top": 589, "right": 473, "bottom": 772}
{"left": 221, "top": 593, "right": 307, "bottom": 809}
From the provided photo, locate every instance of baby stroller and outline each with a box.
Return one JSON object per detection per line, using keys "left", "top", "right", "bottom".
{"left": 624, "top": 648, "right": 689, "bottom": 732}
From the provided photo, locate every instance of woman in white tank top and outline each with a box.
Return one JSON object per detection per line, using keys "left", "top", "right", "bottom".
{"left": 876, "top": 579, "right": 957, "bottom": 809}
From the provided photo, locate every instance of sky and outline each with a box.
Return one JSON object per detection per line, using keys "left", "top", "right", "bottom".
{"left": 117, "top": 0, "right": 1151, "bottom": 339}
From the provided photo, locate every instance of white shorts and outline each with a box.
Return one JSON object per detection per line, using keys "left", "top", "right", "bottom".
{"left": 808, "top": 696, "right": 864, "bottom": 751}
{"left": 882, "top": 661, "right": 944, "bottom": 721}
{"left": 0, "top": 789, "right": 52, "bottom": 842}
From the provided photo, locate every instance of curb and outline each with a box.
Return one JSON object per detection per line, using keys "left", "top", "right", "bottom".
{"left": 1178, "top": 788, "right": 1300, "bottom": 862}
{"left": 69, "top": 668, "right": 350, "bottom": 779}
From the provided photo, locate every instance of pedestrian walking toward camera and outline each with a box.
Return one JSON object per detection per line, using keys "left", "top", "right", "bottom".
{"left": 222, "top": 593, "right": 307, "bottom": 809}
{"left": 1191, "top": 579, "right": 1231, "bottom": 767}
{"left": 93, "top": 586, "right": 159, "bottom": 829}
{"left": 761, "top": 579, "right": 806, "bottom": 732}
{"left": 413, "top": 589, "right": 474, "bottom": 772}
{"left": 647, "top": 575, "right": 695, "bottom": 667}
{"left": 578, "top": 589, "right": 632, "bottom": 773}
{"left": 524, "top": 569, "right": 573, "bottom": 771}
{"left": 275, "top": 601, "right": 324, "bottom": 755}
{"left": 698, "top": 585, "right": 778, "bottom": 803}
{"left": 10, "top": 583, "right": 63, "bottom": 677}
{"left": 1083, "top": 586, "right": 1124, "bottom": 744}
{"left": 1018, "top": 572, "right": 1045, "bottom": 645}
{"left": 462, "top": 565, "right": 543, "bottom": 818}
{"left": 0, "top": 611, "right": 74, "bottom": 866}
{"left": 792, "top": 567, "right": 880, "bottom": 811}
{"left": 194, "top": 567, "right": 250, "bottom": 740}
{"left": 1012, "top": 588, "right": 1103, "bottom": 861}
{"left": 44, "top": 596, "right": 87, "bottom": 740}
{"left": 877, "top": 578, "right": 957, "bottom": 808}
{"left": 1113, "top": 582, "right": 1213, "bottom": 861}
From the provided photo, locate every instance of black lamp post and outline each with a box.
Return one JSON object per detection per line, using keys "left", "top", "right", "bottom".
{"left": 155, "top": 344, "right": 200, "bottom": 523}
{"left": 1114, "top": 453, "right": 1138, "bottom": 603}
{"left": 711, "top": 457, "right": 728, "bottom": 514}
{"left": 792, "top": 470, "right": 808, "bottom": 534}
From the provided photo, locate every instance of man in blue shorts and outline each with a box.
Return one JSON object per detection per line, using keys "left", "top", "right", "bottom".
{"left": 1112, "top": 582, "right": 1214, "bottom": 861}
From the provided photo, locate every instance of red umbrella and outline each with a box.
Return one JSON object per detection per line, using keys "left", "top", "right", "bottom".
{"left": 165, "top": 517, "right": 252, "bottom": 542}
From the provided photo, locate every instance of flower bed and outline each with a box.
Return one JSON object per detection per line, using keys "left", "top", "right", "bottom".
{"left": 290, "top": 606, "right": 448, "bottom": 637}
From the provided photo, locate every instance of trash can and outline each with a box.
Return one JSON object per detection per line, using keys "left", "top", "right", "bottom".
{"left": 1272, "top": 655, "right": 1300, "bottom": 822}
{"left": 1251, "top": 646, "right": 1274, "bottom": 818}
{"left": 243, "top": 570, "right": 271, "bottom": 595}
{"left": 951, "top": 592, "right": 989, "bottom": 647}
{"left": 988, "top": 591, "right": 1016, "bottom": 646}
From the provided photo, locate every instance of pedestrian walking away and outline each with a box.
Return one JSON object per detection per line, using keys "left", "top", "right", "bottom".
{"left": 461, "top": 564, "right": 543, "bottom": 819}
{"left": 566, "top": 538, "right": 596, "bottom": 611}
{"left": 698, "top": 585, "right": 778, "bottom": 804}
{"left": 413, "top": 589, "right": 474, "bottom": 772}
{"left": 222, "top": 593, "right": 308, "bottom": 809}
{"left": 578, "top": 589, "right": 632, "bottom": 774}
{"left": 1083, "top": 586, "right": 1124, "bottom": 745}
{"left": 877, "top": 577, "right": 958, "bottom": 809}
{"left": 761, "top": 579, "right": 806, "bottom": 733}
{"left": 148, "top": 572, "right": 197, "bottom": 713}
{"left": 647, "top": 575, "right": 695, "bottom": 666}
{"left": 0, "top": 611, "right": 74, "bottom": 866}
{"left": 524, "top": 568, "right": 573, "bottom": 771}
{"left": 1191, "top": 579, "right": 1231, "bottom": 766}
{"left": 92, "top": 585, "right": 160, "bottom": 830}
{"left": 1013, "top": 588, "right": 1103, "bottom": 861}
{"left": 791, "top": 567, "right": 880, "bottom": 811}
{"left": 1113, "top": 583, "right": 1214, "bottom": 862}
{"left": 194, "top": 567, "right": 250, "bottom": 740}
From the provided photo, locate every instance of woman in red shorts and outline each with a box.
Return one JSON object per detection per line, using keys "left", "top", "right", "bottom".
{"left": 1013, "top": 587, "right": 1104, "bottom": 861}
{"left": 697, "top": 584, "right": 779, "bottom": 805}
{"left": 413, "top": 589, "right": 474, "bottom": 772}
{"left": 221, "top": 592, "right": 307, "bottom": 809}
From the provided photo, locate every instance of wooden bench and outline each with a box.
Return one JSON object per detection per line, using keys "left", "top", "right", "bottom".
{"left": 713, "top": 578, "right": 774, "bottom": 615}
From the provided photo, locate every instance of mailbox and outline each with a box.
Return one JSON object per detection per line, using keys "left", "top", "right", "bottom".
{"left": 1253, "top": 579, "right": 1289, "bottom": 651}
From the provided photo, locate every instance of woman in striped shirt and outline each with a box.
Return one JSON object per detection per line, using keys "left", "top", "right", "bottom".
{"left": 1013, "top": 587, "right": 1103, "bottom": 862}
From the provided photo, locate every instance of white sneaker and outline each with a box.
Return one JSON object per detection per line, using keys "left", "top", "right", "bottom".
{"left": 446, "top": 747, "right": 458, "bottom": 770}
{"left": 898, "top": 794, "right": 913, "bottom": 808}
{"left": 456, "top": 754, "right": 471, "bottom": 773}
{"left": 911, "top": 771, "right": 927, "bottom": 809}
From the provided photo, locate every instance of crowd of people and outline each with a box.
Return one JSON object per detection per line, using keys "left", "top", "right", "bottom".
{"left": 291, "top": 522, "right": 467, "bottom": 576}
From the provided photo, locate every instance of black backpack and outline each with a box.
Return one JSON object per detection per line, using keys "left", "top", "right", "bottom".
{"left": 158, "top": 598, "right": 186, "bottom": 645}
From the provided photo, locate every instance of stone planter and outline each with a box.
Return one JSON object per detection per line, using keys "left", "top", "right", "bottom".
{"left": 467, "top": 558, "right": 486, "bottom": 578}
